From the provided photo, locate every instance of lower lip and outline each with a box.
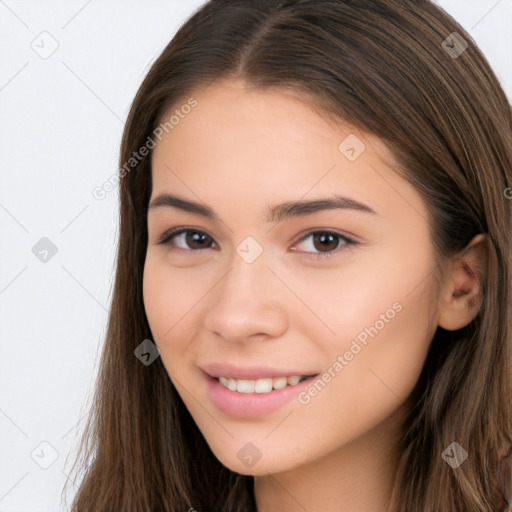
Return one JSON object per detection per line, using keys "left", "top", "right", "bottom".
{"left": 203, "top": 372, "right": 318, "bottom": 417}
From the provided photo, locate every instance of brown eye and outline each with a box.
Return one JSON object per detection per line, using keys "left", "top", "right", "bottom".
{"left": 293, "top": 230, "right": 356, "bottom": 260}
{"left": 157, "top": 228, "right": 217, "bottom": 250}
{"left": 311, "top": 232, "right": 340, "bottom": 252}
{"left": 183, "top": 231, "right": 213, "bottom": 249}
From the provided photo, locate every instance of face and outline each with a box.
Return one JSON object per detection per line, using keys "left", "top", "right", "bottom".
{"left": 143, "top": 78, "right": 440, "bottom": 476}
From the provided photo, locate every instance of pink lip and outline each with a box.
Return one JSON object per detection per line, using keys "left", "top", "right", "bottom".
{"left": 202, "top": 371, "right": 318, "bottom": 417}
{"left": 200, "top": 362, "right": 316, "bottom": 380}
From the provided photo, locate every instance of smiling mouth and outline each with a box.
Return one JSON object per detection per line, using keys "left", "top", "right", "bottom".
{"left": 216, "top": 374, "right": 318, "bottom": 394}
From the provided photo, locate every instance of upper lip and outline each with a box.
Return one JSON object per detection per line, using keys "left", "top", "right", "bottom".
{"left": 200, "top": 362, "right": 318, "bottom": 380}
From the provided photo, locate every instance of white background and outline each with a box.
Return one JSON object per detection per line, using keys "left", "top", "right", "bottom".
{"left": 0, "top": 1, "right": 510, "bottom": 510}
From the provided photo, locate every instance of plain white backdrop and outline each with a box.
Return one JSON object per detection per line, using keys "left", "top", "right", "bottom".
{"left": 0, "top": 1, "right": 511, "bottom": 510}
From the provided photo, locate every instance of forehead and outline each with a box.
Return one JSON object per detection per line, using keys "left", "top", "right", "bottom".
{"left": 154, "top": 79, "right": 386, "bottom": 159}
{"left": 149, "top": 78, "right": 426, "bottom": 224}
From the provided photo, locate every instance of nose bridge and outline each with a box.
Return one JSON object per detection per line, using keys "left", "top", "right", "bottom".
{"left": 219, "top": 238, "right": 275, "bottom": 306}
{"left": 203, "top": 238, "right": 289, "bottom": 340}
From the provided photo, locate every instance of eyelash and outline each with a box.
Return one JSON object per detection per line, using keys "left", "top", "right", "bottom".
{"left": 156, "top": 227, "right": 357, "bottom": 260}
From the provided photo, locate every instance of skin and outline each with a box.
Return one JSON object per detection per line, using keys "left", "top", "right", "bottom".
{"left": 143, "top": 78, "right": 486, "bottom": 511}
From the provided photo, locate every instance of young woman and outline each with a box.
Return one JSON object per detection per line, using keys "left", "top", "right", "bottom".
{"left": 66, "top": 1, "right": 512, "bottom": 510}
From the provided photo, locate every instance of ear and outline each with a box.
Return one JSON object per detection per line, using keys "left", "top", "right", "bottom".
{"left": 437, "top": 234, "right": 488, "bottom": 331}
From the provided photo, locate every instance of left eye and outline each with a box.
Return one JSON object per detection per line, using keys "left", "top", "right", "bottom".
{"left": 156, "top": 228, "right": 356, "bottom": 259}
{"left": 293, "top": 230, "right": 355, "bottom": 259}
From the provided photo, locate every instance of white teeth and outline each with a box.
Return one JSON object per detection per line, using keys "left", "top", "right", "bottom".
{"left": 272, "top": 376, "right": 287, "bottom": 390}
{"left": 217, "top": 375, "right": 309, "bottom": 393}
{"left": 236, "top": 379, "right": 255, "bottom": 393}
{"left": 255, "top": 378, "right": 273, "bottom": 393}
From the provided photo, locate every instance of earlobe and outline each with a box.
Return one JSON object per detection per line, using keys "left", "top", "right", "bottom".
{"left": 437, "top": 234, "right": 488, "bottom": 331}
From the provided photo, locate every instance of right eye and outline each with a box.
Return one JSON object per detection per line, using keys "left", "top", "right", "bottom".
{"left": 156, "top": 227, "right": 218, "bottom": 252}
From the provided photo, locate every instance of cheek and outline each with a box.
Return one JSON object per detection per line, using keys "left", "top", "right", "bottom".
{"left": 297, "top": 289, "right": 434, "bottom": 466}
{"left": 286, "top": 238, "right": 437, "bottom": 415}
{"left": 143, "top": 257, "right": 171, "bottom": 339}
{"left": 142, "top": 256, "right": 202, "bottom": 360}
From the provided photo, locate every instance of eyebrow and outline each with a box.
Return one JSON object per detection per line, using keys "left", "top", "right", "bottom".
{"left": 147, "top": 193, "right": 377, "bottom": 222}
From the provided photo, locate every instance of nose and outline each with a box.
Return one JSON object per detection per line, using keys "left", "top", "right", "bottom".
{"left": 203, "top": 249, "right": 289, "bottom": 344}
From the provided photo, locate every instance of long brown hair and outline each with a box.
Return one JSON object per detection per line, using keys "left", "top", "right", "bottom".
{"left": 65, "top": 1, "right": 512, "bottom": 510}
